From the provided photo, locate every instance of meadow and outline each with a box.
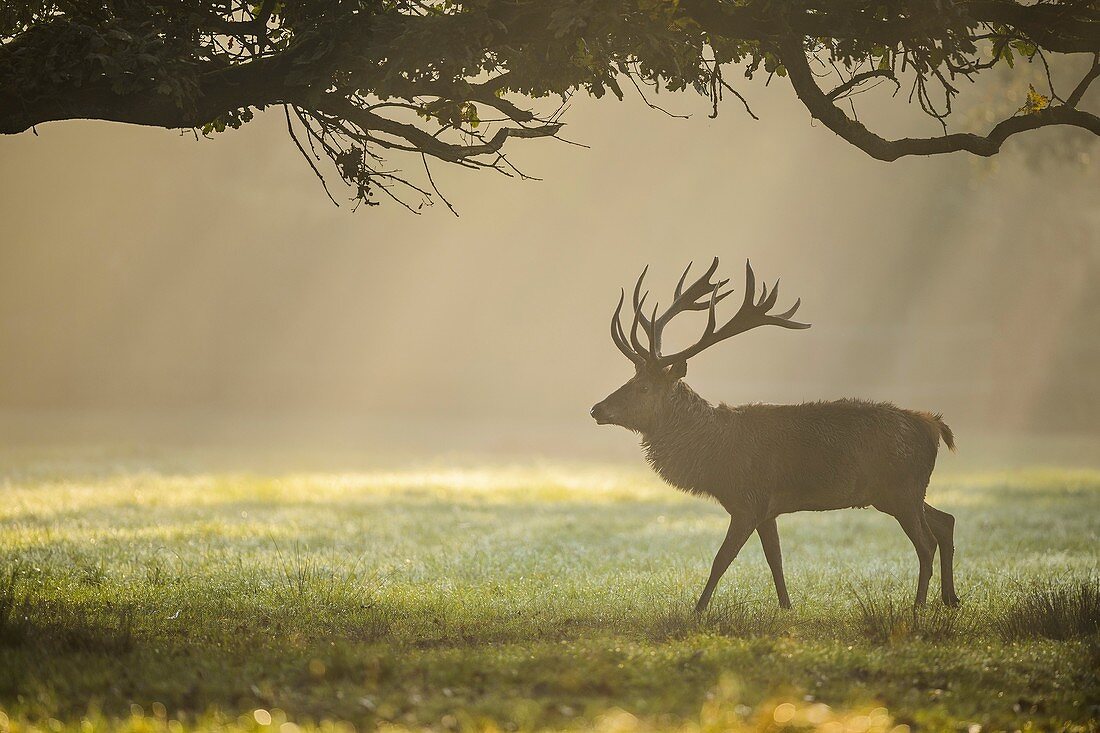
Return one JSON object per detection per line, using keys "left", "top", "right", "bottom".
{"left": 0, "top": 450, "right": 1097, "bottom": 733}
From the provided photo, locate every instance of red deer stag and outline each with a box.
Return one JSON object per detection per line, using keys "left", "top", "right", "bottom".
{"left": 590, "top": 258, "right": 958, "bottom": 612}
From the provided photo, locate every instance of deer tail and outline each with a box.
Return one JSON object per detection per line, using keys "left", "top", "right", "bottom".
{"left": 921, "top": 411, "right": 956, "bottom": 453}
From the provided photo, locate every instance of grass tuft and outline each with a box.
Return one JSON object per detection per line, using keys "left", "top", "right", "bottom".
{"left": 848, "top": 584, "right": 960, "bottom": 644}
{"left": 997, "top": 578, "right": 1100, "bottom": 640}
{"left": 646, "top": 598, "right": 791, "bottom": 640}
{"left": 704, "top": 598, "right": 793, "bottom": 637}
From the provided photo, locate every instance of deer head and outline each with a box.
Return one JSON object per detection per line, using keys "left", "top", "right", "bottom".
{"left": 590, "top": 258, "right": 810, "bottom": 433}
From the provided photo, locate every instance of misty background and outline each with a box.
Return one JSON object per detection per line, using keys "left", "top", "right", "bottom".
{"left": 1, "top": 80, "right": 1098, "bottom": 468}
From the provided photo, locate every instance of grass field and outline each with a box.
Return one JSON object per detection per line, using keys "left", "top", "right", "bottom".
{"left": 1, "top": 452, "right": 1098, "bottom": 732}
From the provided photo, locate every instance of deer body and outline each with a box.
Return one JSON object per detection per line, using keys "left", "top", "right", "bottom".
{"left": 592, "top": 259, "right": 959, "bottom": 611}
{"left": 644, "top": 389, "right": 948, "bottom": 515}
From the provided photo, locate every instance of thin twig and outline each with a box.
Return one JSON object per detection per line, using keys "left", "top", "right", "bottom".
{"left": 285, "top": 106, "right": 340, "bottom": 207}
{"left": 422, "top": 153, "right": 458, "bottom": 216}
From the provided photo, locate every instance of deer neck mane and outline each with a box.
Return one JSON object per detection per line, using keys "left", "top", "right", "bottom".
{"left": 640, "top": 381, "right": 727, "bottom": 497}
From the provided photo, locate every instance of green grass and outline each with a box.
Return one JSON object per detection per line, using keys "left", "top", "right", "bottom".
{"left": 1, "top": 456, "right": 1098, "bottom": 732}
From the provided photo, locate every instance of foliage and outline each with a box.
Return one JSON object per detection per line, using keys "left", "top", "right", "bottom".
{"left": 0, "top": 456, "right": 1098, "bottom": 731}
{"left": 1, "top": 0, "right": 1097, "bottom": 209}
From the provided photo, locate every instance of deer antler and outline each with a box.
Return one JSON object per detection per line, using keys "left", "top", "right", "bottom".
{"left": 609, "top": 258, "right": 809, "bottom": 368}
{"left": 656, "top": 260, "right": 810, "bottom": 365}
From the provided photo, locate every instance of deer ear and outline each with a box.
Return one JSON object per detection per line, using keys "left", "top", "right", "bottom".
{"left": 666, "top": 361, "right": 687, "bottom": 380}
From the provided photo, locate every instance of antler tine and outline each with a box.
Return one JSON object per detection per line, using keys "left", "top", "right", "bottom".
{"left": 632, "top": 265, "right": 658, "bottom": 337}
{"left": 629, "top": 290, "right": 652, "bottom": 358}
{"left": 741, "top": 259, "right": 756, "bottom": 309}
{"left": 758, "top": 279, "right": 781, "bottom": 311}
{"left": 774, "top": 298, "right": 802, "bottom": 321}
{"left": 644, "top": 301, "right": 660, "bottom": 355}
{"left": 632, "top": 265, "right": 649, "bottom": 319}
{"left": 702, "top": 256, "right": 720, "bottom": 281}
{"left": 610, "top": 289, "right": 644, "bottom": 366}
{"left": 703, "top": 282, "right": 720, "bottom": 338}
{"left": 673, "top": 262, "right": 692, "bottom": 301}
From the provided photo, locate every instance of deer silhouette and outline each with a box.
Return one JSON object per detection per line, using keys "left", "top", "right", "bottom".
{"left": 591, "top": 258, "right": 958, "bottom": 612}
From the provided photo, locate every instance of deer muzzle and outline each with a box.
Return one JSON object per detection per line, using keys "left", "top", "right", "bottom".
{"left": 590, "top": 402, "right": 614, "bottom": 425}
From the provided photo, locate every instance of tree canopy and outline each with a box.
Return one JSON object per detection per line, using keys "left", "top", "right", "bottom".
{"left": 3, "top": 0, "right": 1098, "bottom": 209}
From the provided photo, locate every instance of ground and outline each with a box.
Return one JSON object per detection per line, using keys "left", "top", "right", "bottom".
{"left": 1, "top": 450, "right": 1097, "bottom": 733}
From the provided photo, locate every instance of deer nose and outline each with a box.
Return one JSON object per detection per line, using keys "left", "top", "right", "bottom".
{"left": 590, "top": 404, "right": 610, "bottom": 423}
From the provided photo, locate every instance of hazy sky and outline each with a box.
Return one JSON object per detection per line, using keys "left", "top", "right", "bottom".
{"left": 1, "top": 77, "right": 1097, "bottom": 458}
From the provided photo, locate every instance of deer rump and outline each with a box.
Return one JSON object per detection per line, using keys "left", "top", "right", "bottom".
{"left": 643, "top": 398, "right": 951, "bottom": 517}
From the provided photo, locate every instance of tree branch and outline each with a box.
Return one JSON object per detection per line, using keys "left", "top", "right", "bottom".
{"left": 311, "top": 95, "right": 560, "bottom": 164}
{"left": 826, "top": 70, "right": 900, "bottom": 101}
{"left": 1066, "top": 52, "right": 1100, "bottom": 107}
{"left": 777, "top": 37, "right": 1100, "bottom": 161}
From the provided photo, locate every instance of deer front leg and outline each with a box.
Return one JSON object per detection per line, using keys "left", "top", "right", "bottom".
{"left": 694, "top": 514, "right": 757, "bottom": 613}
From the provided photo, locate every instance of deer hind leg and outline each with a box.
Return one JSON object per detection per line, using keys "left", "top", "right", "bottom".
{"left": 694, "top": 514, "right": 757, "bottom": 614}
{"left": 924, "top": 503, "right": 959, "bottom": 607}
{"left": 893, "top": 505, "right": 937, "bottom": 606}
{"left": 757, "top": 517, "right": 792, "bottom": 609}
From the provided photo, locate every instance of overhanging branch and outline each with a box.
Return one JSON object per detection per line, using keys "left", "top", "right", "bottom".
{"left": 827, "top": 70, "right": 900, "bottom": 101}
{"left": 777, "top": 37, "right": 1100, "bottom": 161}
{"left": 3, "top": 0, "right": 1098, "bottom": 211}
{"left": 310, "top": 95, "right": 561, "bottom": 164}
{"left": 1067, "top": 52, "right": 1100, "bottom": 107}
